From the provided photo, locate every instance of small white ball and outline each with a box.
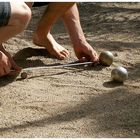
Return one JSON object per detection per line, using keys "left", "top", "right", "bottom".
{"left": 99, "top": 51, "right": 114, "bottom": 66}
{"left": 111, "top": 66, "right": 128, "bottom": 82}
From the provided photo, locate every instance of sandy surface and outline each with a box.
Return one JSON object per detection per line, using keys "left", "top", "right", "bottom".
{"left": 0, "top": 3, "right": 140, "bottom": 138}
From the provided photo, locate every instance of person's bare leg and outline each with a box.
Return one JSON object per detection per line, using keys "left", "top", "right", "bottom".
{"left": 62, "top": 3, "right": 98, "bottom": 62}
{"left": 0, "top": 2, "right": 31, "bottom": 76}
{"left": 33, "top": 2, "right": 74, "bottom": 60}
{"left": 0, "top": 2, "right": 31, "bottom": 43}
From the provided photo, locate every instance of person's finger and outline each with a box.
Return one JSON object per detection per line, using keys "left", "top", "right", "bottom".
{"left": 12, "top": 64, "right": 22, "bottom": 71}
{"left": 78, "top": 57, "right": 86, "bottom": 62}
{"left": 90, "top": 51, "right": 99, "bottom": 63}
{"left": 0, "top": 69, "right": 4, "bottom": 77}
{"left": 75, "top": 52, "right": 85, "bottom": 61}
{"left": 9, "top": 65, "right": 22, "bottom": 76}
{"left": 8, "top": 70, "right": 20, "bottom": 76}
{"left": 10, "top": 58, "right": 22, "bottom": 71}
{"left": 3, "top": 65, "right": 10, "bottom": 75}
{"left": 1, "top": 59, "right": 11, "bottom": 75}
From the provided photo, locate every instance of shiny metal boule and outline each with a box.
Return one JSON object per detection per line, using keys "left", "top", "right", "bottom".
{"left": 99, "top": 51, "right": 114, "bottom": 66}
{"left": 111, "top": 66, "right": 128, "bottom": 82}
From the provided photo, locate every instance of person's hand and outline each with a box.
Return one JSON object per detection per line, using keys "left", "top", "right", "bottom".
{"left": 73, "top": 43, "right": 99, "bottom": 63}
{"left": 2, "top": 49, "right": 22, "bottom": 76}
{"left": 0, "top": 51, "right": 12, "bottom": 77}
{"left": 0, "top": 49, "right": 22, "bottom": 77}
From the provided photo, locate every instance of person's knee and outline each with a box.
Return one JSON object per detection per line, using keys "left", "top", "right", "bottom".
{"left": 9, "top": 2, "right": 31, "bottom": 31}
{"left": 18, "top": 3, "right": 32, "bottom": 28}
{"left": 15, "top": 3, "right": 31, "bottom": 28}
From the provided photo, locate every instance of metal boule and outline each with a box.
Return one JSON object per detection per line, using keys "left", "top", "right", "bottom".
{"left": 111, "top": 66, "right": 128, "bottom": 82}
{"left": 99, "top": 51, "right": 114, "bottom": 66}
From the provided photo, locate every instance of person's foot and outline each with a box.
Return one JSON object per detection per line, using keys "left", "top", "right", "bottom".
{"left": 33, "top": 33, "right": 69, "bottom": 60}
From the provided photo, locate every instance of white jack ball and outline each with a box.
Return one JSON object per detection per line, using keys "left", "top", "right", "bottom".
{"left": 99, "top": 51, "right": 114, "bottom": 66}
{"left": 111, "top": 66, "right": 128, "bottom": 82}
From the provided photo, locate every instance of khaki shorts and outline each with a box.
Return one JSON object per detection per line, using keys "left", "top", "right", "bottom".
{"left": 33, "top": 2, "right": 49, "bottom": 7}
{"left": 0, "top": 2, "right": 11, "bottom": 27}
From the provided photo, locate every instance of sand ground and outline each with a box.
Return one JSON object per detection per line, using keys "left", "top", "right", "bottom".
{"left": 0, "top": 3, "right": 140, "bottom": 138}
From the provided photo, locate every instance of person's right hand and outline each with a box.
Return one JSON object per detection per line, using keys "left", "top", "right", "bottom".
{"left": 0, "top": 51, "right": 12, "bottom": 77}
{"left": 73, "top": 42, "right": 99, "bottom": 63}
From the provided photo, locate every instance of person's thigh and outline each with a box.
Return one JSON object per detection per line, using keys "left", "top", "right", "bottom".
{"left": 0, "top": 2, "right": 11, "bottom": 26}
{"left": 8, "top": 1, "right": 31, "bottom": 26}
